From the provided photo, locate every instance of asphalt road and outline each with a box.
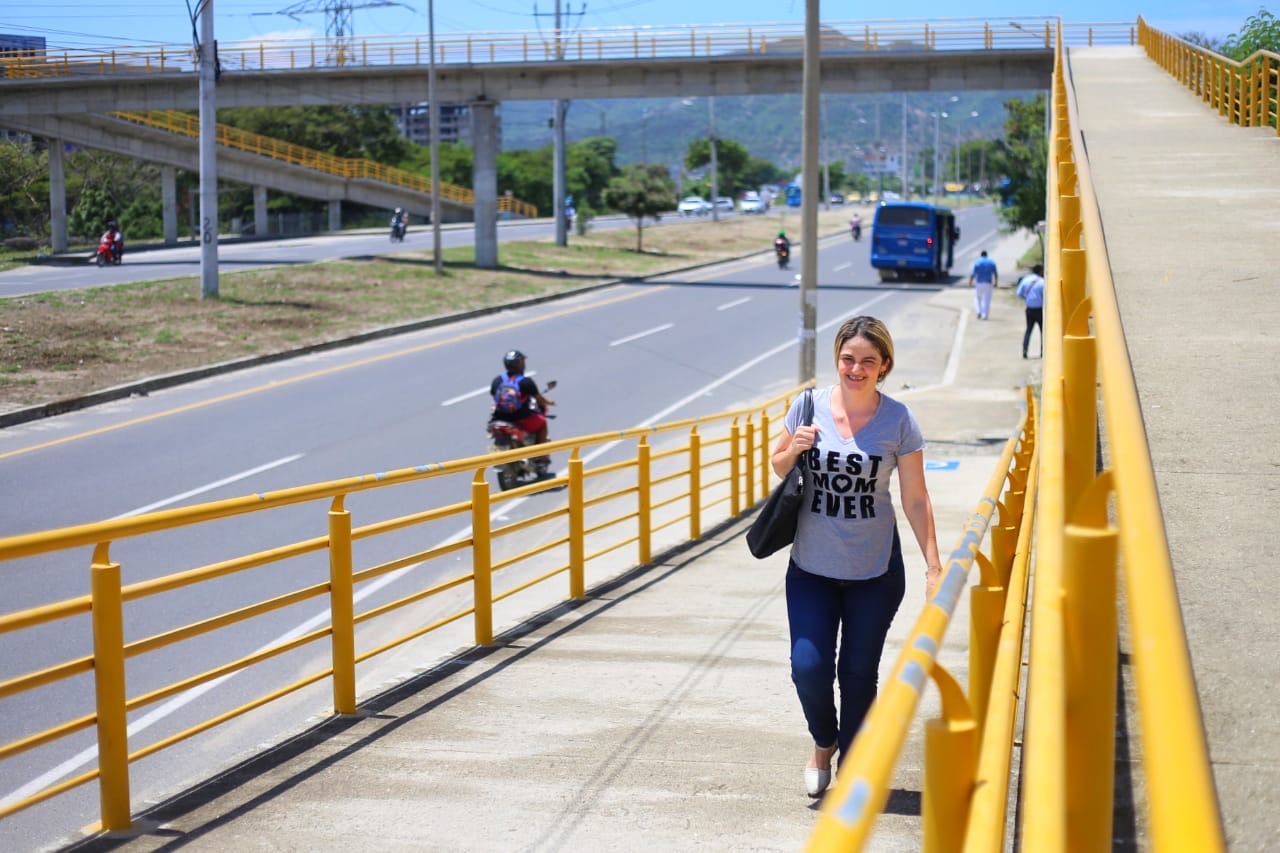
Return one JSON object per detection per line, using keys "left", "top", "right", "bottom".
{"left": 0, "top": 205, "right": 1003, "bottom": 851}
{"left": 0, "top": 213, "right": 657, "bottom": 298}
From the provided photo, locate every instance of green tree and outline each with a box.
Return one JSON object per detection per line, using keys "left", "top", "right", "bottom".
{"left": 739, "top": 155, "right": 786, "bottom": 193}
{"left": 1222, "top": 8, "right": 1280, "bottom": 60}
{"left": 989, "top": 94, "right": 1047, "bottom": 233}
{"left": 219, "top": 106, "right": 410, "bottom": 162}
{"left": 0, "top": 140, "right": 50, "bottom": 238}
{"left": 684, "top": 137, "right": 750, "bottom": 196}
{"left": 398, "top": 140, "right": 474, "bottom": 187}
{"left": 602, "top": 163, "right": 677, "bottom": 252}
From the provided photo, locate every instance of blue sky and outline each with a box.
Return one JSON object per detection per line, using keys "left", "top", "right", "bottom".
{"left": 1, "top": 1, "right": 1266, "bottom": 52}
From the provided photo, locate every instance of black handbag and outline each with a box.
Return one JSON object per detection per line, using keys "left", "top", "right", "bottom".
{"left": 746, "top": 389, "right": 814, "bottom": 559}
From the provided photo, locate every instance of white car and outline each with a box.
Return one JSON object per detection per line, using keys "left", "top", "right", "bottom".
{"left": 740, "top": 192, "right": 768, "bottom": 214}
{"left": 678, "top": 196, "right": 711, "bottom": 216}
{"left": 715, "top": 197, "right": 734, "bottom": 212}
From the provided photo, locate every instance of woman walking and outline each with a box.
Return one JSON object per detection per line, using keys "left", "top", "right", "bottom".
{"left": 770, "top": 315, "right": 943, "bottom": 797}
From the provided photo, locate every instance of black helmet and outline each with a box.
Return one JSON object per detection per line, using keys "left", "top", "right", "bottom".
{"left": 107, "top": 220, "right": 117, "bottom": 229}
{"left": 502, "top": 349, "right": 526, "bottom": 371}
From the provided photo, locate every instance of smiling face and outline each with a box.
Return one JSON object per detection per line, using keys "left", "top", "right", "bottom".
{"left": 838, "top": 336, "right": 889, "bottom": 393}
{"left": 832, "top": 316, "right": 895, "bottom": 393}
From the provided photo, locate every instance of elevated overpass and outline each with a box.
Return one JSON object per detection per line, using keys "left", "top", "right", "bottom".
{"left": 0, "top": 17, "right": 1135, "bottom": 259}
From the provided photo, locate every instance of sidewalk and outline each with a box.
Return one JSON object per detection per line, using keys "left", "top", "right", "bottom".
{"left": 69, "top": 235, "right": 1039, "bottom": 852}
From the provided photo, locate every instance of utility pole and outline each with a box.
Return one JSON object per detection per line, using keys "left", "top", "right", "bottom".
{"left": 198, "top": 0, "right": 218, "bottom": 299}
{"left": 428, "top": 0, "right": 441, "bottom": 273}
{"left": 552, "top": 0, "right": 568, "bottom": 246}
{"left": 709, "top": 95, "right": 719, "bottom": 223}
{"left": 799, "top": 0, "right": 819, "bottom": 384}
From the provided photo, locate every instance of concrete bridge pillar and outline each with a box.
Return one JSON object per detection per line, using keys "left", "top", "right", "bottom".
{"left": 161, "top": 166, "right": 178, "bottom": 245}
{"left": 471, "top": 99, "right": 499, "bottom": 269}
{"left": 254, "top": 186, "right": 268, "bottom": 237}
{"left": 327, "top": 199, "right": 342, "bottom": 232}
{"left": 47, "top": 139, "right": 67, "bottom": 253}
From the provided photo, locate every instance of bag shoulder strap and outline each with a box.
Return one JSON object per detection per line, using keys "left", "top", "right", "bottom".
{"left": 800, "top": 388, "right": 815, "bottom": 426}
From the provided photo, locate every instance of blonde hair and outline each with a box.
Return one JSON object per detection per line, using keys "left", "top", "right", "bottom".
{"left": 833, "top": 315, "right": 895, "bottom": 382}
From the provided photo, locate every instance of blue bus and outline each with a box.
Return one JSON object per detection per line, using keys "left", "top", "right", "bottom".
{"left": 869, "top": 202, "right": 959, "bottom": 282}
{"left": 785, "top": 184, "right": 802, "bottom": 208}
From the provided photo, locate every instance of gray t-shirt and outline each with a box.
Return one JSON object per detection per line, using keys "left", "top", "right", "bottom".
{"left": 784, "top": 385, "right": 925, "bottom": 581}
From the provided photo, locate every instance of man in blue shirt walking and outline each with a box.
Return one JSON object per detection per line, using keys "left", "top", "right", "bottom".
{"left": 1015, "top": 263, "right": 1046, "bottom": 358}
{"left": 968, "top": 250, "right": 999, "bottom": 320}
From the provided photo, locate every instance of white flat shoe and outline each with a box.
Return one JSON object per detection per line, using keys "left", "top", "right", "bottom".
{"left": 804, "top": 766, "right": 832, "bottom": 797}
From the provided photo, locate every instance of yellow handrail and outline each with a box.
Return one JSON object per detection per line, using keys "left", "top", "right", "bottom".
{"left": 1138, "top": 18, "right": 1280, "bottom": 133}
{"left": 0, "top": 385, "right": 803, "bottom": 830}
{"left": 106, "top": 110, "right": 538, "bottom": 217}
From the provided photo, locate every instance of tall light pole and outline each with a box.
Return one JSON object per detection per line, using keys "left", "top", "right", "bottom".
{"left": 197, "top": 0, "right": 218, "bottom": 299}
{"left": 799, "top": 0, "right": 819, "bottom": 384}
{"left": 552, "top": 0, "right": 568, "bottom": 246}
{"left": 428, "top": 0, "right": 441, "bottom": 274}
{"left": 709, "top": 95, "right": 719, "bottom": 223}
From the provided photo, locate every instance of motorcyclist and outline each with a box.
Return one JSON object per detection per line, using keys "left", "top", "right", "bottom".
{"left": 101, "top": 220, "right": 124, "bottom": 263}
{"left": 389, "top": 208, "right": 407, "bottom": 239}
{"left": 489, "top": 349, "right": 556, "bottom": 474}
{"left": 774, "top": 229, "right": 791, "bottom": 258}
{"left": 850, "top": 213, "right": 862, "bottom": 240}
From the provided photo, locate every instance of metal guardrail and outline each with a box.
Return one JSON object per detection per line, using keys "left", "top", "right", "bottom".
{"left": 1038, "top": 24, "right": 1226, "bottom": 852}
{"left": 1139, "top": 17, "right": 1280, "bottom": 132}
{"left": 806, "top": 22, "right": 1227, "bottom": 851}
{"left": 0, "top": 385, "right": 802, "bottom": 831}
{"left": 109, "top": 110, "right": 539, "bottom": 218}
{"left": 0, "top": 18, "right": 1136, "bottom": 78}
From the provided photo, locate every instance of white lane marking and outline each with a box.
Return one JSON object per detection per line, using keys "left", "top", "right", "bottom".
{"left": 110, "top": 455, "right": 305, "bottom": 519}
{"left": 609, "top": 324, "right": 673, "bottom": 347}
{"left": 441, "top": 371, "right": 538, "bottom": 406}
{"left": 833, "top": 262, "right": 851, "bottom": 272}
{"left": 2, "top": 293, "right": 902, "bottom": 806}
{"left": 716, "top": 297, "right": 751, "bottom": 311}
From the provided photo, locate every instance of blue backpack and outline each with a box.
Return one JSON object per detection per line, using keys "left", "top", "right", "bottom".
{"left": 493, "top": 373, "right": 524, "bottom": 415}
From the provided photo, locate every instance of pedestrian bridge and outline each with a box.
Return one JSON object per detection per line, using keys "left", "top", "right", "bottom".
{"left": 2, "top": 18, "right": 1278, "bottom": 852}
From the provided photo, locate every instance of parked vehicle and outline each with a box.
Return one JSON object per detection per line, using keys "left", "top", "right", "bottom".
{"left": 830, "top": 192, "right": 846, "bottom": 205}
{"left": 869, "top": 202, "right": 959, "bottom": 282}
{"left": 739, "top": 191, "right": 768, "bottom": 214}
{"left": 714, "top": 197, "right": 734, "bottom": 212}
{"left": 677, "top": 196, "right": 711, "bottom": 216}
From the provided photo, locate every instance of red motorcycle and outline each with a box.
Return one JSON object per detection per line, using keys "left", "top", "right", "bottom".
{"left": 94, "top": 234, "right": 123, "bottom": 266}
{"left": 485, "top": 380, "right": 556, "bottom": 491}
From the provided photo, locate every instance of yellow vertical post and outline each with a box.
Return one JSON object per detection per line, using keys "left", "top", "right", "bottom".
{"left": 730, "top": 420, "right": 742, "bottom": 516}
{"left": 922, "top": 664, "right": 977, "bottom": 853}
{"left": 1062, "top": 472, "right": 1119, "bottom": 852}
{"left": 1060, "top": 248, "right": 1086, "bottom": 320}
{"left": 327, "top": 496, "right": 357, "bottom": 715}
{"left": 568, "top": 450, "right": 586, "bottom": 598}
{"left": 968, "top": 550, "right": 1005, "bottom": 740}
{"left": 471, "top": 470, "right": 494, "bottom": 645}
{"left": 1062, "top": 298, "right": 1097, "bottom": 519}
{"left": 744, "top": 419, "right": 756, "bottom": 508}
{"left": 688, "top": 427, "right": 702, "bottom": 541}
{"left": 759, "top": 411, "right": 773, "bottom": 503}
{"left": 90, "top": 544, "right": 131, "bottom": 832}
{"left": 638, "top": 437, "right": 652, "bottom": 565}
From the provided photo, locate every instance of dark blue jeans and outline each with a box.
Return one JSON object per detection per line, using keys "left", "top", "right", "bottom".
{"left": 785, "top": 530, "right": 905, "bottom": 759}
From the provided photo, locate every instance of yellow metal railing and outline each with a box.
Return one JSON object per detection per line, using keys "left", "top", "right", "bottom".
{"left": 108, "top": 110, "right": 538, "bottom": 218}
{"left": 807, "top": 21, "right": 1226, "bottom": 851}
{"left": 0, "top": 385, "right": 802, "bottom": 832}
{"left": 1042, "top": 25, "right": 1226, "bottom": 852}
{"left": 0, "top": 17, "right": 1136, "bottom": 79}
{"left": 1140, "top": 17, "right": 1280, "bottom": 133}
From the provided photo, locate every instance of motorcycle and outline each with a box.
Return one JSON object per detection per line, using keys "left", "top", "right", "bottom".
{"left": 94, "top": 235, "right": 123, "bottom": 266}
{"left": 486, "top": 380, "right": 557, "bottom": 491}
{"left": 774, "top": 240, "right": 790, "bottom": 269}
{"left": 389, "top": 218, "right": 407, "bottom": 242}
{"left": 850, "top": 220, "right": 862, "bottom": 241}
